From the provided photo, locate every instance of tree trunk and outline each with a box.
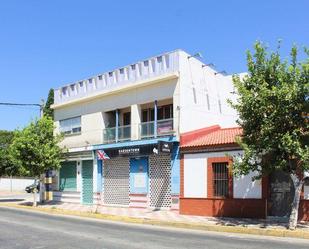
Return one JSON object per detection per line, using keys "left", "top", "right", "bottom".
{"left": 288, "top": 174, "right": 304, "bottom": 230}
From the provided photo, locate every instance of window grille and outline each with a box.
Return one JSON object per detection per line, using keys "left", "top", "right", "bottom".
{"left": 213, "top": 162, "right": 229, "bottom": 197}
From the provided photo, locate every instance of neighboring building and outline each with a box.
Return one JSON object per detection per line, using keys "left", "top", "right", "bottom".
{"left": 180, "top": 125, "right": 309, "bottom": 220}
{"left": 51, "top": 49, "right": 238, "bottom": 210}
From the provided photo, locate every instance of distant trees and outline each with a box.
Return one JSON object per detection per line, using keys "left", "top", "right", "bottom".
{"left": 0, "top": 130, "right": 17, "bottom": 176}
{"left": 43, "top": 88, "right": 54, "bottom": 119}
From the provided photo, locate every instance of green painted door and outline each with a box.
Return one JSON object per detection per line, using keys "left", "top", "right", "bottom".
{"left": 82, "top": 160, "right": 93, "bottom": 204}
{"left": 59, "top": 161, "right": 77, "bottom": 191}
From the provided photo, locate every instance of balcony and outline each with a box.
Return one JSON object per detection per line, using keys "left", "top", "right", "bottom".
{"left": 103, "top": 125, "right": 131, "bottom": 143}
{"left": 54, "top": 50, "right": 179, "bottom": 105}
{"left": 140, "top": 118, "right": 174, "bottom": 139}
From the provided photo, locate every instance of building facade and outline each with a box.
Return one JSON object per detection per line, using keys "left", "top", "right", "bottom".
{"left": 51, "top": 49, "right": 238, "bottom": 210}
{"left": 180, "top": 125, "right": 309, "bottom": 220}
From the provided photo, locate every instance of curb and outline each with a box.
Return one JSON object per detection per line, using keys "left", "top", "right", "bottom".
{"left": 1, "top": 203, "right": 309, "bottom": 239}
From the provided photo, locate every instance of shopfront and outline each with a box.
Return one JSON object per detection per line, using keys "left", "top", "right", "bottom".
{"left": 94, "top": 138, "right": 180, "bottom": 210}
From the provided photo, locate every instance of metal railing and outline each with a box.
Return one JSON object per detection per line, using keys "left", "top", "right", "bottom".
{"left": 140, "top": 118, "right": 174, "bottom": 139}
{"left": 103, "top": 125, "right": 131, "bottom": 143}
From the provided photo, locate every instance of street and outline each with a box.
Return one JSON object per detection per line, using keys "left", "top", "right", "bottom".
{"left": 0, "top": 207, "right": 308, "bottom": 249}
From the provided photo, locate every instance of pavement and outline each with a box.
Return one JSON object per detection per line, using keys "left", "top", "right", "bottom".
{"left": 1, "top": 191, "right": 309, "bottom": 239}
{"left": 1, "top": 206, "right": 309, "bottom": 249}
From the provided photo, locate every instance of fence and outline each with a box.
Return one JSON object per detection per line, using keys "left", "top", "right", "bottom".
{"left": 0, "top": 177, "right": 35, "bottom": 192}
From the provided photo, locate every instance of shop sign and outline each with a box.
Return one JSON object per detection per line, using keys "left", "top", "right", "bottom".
{"left": 158, "top": 141, "right": 173, "bottom": 154}
{"left": 118, "top": 148, "right": 140, "bottom": 156}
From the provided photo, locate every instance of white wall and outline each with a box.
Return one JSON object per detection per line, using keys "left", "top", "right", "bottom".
{"left": 0, "top": 177, "right": 35, "bottom": 191}
{"left": 183, "top": 151, "right": 262, "bottom": 199}
{"left": 233, "top": 171, "right": 262, "bottom": 199}
{"left": 178, "top": 50, "right": 238, "bottom": 133}
{"left": 184, "top": 154, "right": 207, "bottom": 198}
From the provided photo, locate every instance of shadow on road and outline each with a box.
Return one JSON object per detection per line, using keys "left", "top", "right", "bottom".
{"left": 0, "top": 199, "right": 25, "bottom": 202}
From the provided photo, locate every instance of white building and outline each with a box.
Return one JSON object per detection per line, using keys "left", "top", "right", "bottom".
{"left": 51, "top": 49, "right": 237, "bottom": 209}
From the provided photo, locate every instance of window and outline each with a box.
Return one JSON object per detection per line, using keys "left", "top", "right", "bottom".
{"left": 119, "top": 68, "right": 124, "bottom": 74}
{"left": 131, "top": 64, "right": 136, "bottom": 70}
{"left": 123, "top": 112, "right": 131, "bottom": 126}
{"left": 60, "top": 117, "right": 81, "bottom": 135}
{"left": 141, "top": 104, "right": 173, "bottom": 122}
{"left": 88, "top": 78, "right": 93, "bottom": 84}
{"left": 98, "top": 75, "right": 103, "bottom": 80}
{"left": 213, "top": 162, "right": 229, "bottom": 197}
{"left": 144, "top": 60, "right": 149, "bottom": 66}
{"left": 108, "top": 72, "right": 113, "bottom": 77}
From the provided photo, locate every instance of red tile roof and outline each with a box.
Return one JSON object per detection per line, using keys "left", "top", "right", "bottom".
{"left": 180, "top": 125, "right": 242, "bottom": 148}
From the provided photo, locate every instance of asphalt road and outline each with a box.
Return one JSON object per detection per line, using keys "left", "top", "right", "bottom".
{"left": 0, "top": 207, "right": 309, "bottom": 249}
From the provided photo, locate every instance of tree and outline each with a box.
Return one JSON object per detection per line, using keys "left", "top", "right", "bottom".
{"left": 9, "top": 116, "right": 64, "bottom": 206}
{"left": 0, "top": 130, "right": 16, "bottom": 176}
{"left": 231, "top": 41, "right": 309, "bottom": 230}
{"left": 43, "top": 88, "right": 54, "bottom": 120}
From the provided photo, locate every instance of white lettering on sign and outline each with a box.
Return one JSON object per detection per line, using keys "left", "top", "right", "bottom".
{"left": 134, "top": 173, "right": 146, "bottom": 188}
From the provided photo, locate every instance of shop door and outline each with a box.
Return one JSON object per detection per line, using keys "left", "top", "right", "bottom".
{"left": 130, "top": 158, "right": 149, "bottom": 194}
{"left": 82, "top": 160, "right": 93, "bottom": 204}
{"left": 59, "top": 161, "right": 77, "bottom": 191}
{"left": 269, "top": 171, "right": 294, "bottom": 217}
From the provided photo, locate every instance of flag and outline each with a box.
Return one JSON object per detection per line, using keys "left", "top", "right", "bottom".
{"left": 97, "top": 150, "right": 110, "bottom": 160}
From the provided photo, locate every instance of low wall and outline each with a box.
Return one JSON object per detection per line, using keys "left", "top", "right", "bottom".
{"left": 179, "top": 198, "right": 267, "bottom": 219}
{"left": 0, "top": 177, "right": 35, "bottom": 191}
{"left": 299, "top": 200, "right": 309, "bottom": 221}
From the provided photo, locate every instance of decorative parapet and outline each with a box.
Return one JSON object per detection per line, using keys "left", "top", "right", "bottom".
{"left": 54, "top": 50, "right": 180, "bottom": 105}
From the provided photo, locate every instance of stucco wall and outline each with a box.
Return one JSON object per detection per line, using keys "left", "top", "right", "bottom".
{"left": 182, "top": 151, "right": 262, "bottom": 199}
{"left": 178, "top": 50, "right": 238, "bottom": 133}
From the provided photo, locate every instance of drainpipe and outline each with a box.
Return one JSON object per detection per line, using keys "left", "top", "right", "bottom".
{"left": 115, "top": 109, "right": 119, "bottom": 142}
{"left": 154, "top": 100, "right": 158, "bottom": 138}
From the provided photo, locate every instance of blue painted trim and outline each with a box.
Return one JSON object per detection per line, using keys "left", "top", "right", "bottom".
{"left": 171, "top": 143, "right": 180, "bottom": 195}
{"left": 93, "top": 136, "right": 178, "bottom": 150}
{"left": 129, "top": 157, "right": 149, "bottom": 194}
{"left": 97, "top": 159, "right": 103, "bottom": 193}
{"left": 154, "top": 100, "right": 158, "bottom": 138}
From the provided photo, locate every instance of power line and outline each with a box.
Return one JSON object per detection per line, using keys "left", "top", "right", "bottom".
{"left": 0, "top": 102, "right": 41, "bottom": 107}
{"left": 0, "top": 101, "right": 44, "bottom": 117}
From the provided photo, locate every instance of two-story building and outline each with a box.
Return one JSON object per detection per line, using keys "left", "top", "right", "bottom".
{"left": 51, "top": 49, "right": 237, "bottom": 210}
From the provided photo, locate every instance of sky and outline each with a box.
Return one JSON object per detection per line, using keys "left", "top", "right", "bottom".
{"left": 0, "top": 0, "right": 308, "bottom": 130}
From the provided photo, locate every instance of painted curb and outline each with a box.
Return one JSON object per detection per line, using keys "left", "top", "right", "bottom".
{"left": 1, "top": 203, "right": 309, "bottom": 239}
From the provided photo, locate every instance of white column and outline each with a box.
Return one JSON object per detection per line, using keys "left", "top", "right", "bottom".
{"left": 131, "top": 104, "right": 141, "bottom": 140}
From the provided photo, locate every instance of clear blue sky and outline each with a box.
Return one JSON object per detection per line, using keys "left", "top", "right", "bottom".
{"left": 0, "top": 0, "right": 308, "bottom": 130}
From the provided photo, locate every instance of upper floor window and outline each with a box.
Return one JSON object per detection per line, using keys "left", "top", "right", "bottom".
{"left": 60, "top": 116, "right": 81, "bottom": 135}
{"left": 142, "top": 104, "right": 173, "bottom": 122}
{"left": 157, "top": 104, "right": 173, "bottom": 120}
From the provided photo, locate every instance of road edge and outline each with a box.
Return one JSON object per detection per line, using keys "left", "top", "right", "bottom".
{"left": 1, "top": 203, "right": 308, "bottom": 239}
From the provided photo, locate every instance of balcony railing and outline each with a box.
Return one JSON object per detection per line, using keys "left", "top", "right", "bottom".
{"left": 140, "top": 118, "right": 174, "bottom": 139}
{"left": 103, "top": 125, "right": 131, "bottom": 143}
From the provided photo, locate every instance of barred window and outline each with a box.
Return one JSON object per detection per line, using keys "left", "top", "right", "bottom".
{"left": 213, "top": 162, "right": 229, "bottom": 197}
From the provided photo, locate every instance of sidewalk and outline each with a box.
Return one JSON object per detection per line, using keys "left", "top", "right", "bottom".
{"left": 1, "top": 198, "right": 309, "bottom": 239}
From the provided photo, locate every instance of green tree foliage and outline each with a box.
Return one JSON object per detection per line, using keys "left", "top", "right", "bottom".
{"left": 9, "top": 116, "right": 63, "bottom": 178}
{"left": 0, "top": 130, "right": 16, "bottom": 176}
{"left": 231, "top": 41, "right": 309, "bottom": 229}
{"left": 43, "top": 88, "right": 54, "bottom": 119}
